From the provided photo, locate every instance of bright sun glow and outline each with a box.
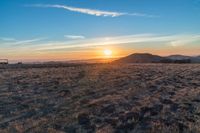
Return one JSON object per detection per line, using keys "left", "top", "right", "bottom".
{"left": 103, "top": 49, "right": 112, "bottom": 56}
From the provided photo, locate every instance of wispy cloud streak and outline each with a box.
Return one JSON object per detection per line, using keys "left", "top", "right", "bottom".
{"left": 35, "top": 34, "right": 200, "bottom": 51}
{"left": 2, "top": 37, "right": 46, "bottom": 46}
{"left": 170, "top": 35, "right": 200, "bottom": 46}
{"left": 2, "top": 34, "right": 199, "bottom": 52}
{"left": 64, "top": 35, "right": 85, "bottom": 39}
{"left": 0, "top": 37, "right": 16, "bottom": 41}
{"left": 29, "top": 4, "right": 156, "bottom": 18}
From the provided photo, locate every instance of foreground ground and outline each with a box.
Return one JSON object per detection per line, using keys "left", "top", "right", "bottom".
{"left": 0, "top": 64, "right": 200, "bottom": 133}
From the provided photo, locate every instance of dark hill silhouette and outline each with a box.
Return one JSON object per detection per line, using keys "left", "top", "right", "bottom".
{"left": 114, "top": 53, "right": 165, "bottom": 63}
{"left": 166, "top": 55, "right": 191, "bottom": 60}
{"left": 114, "top": 53, "right": 200, "bottom": 63}
{"left": 191, "top": 56, "right": 200, "bottom": 63}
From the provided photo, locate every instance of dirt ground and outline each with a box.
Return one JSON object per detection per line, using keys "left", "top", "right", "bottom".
{"left": 0, "top": 64, "right": 200, "bottom": 133}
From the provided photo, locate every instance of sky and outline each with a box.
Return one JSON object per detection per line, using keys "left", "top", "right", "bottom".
{"left": 0, "top": 0, "right": 200, "bottom": 62}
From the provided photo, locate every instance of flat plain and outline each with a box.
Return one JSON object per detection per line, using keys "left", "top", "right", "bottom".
{"left": 0, "top": 64, "right": 200, "bottom": 133}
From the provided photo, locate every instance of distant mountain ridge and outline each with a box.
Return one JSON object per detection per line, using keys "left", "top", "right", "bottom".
{"left": 166, "top": 55, "right": 191, "bottom": 60}
{"left": 113, "top": 53, "right": 165, "bottom": 63}
{"left": 114, "top": 53, "right": 200, "bottom": 63}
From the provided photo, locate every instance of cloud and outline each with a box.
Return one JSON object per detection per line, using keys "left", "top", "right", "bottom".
{"left": 0, "top": 37, "right": 16, "bottom": 41}
{"left": 129, "top": 13, "right": 158, "bottom": 18}
{"left": 3, "top": 34, "right": 199, "bottom": 52}
{"left": 64, "top": 35, "right": 85, "bottom": 39}
{"left": 170, "top": 35, "right": 200, "bottom": 47}
{"left": 34, "top": 34, "right": 200, "bottom": 51}
{"left": 28, "top": 4, "right": 156, "bottom": 18}
{"left": 2, "top": 37, "right": 46, "bottom": 46}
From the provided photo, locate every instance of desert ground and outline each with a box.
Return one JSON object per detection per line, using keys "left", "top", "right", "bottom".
{"left": 0, "top": 63, "right": 200, "bottom": 133}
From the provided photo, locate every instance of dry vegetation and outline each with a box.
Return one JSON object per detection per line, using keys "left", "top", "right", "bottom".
{"left": 0, "top": 63, "right": 200, "bottom": 133}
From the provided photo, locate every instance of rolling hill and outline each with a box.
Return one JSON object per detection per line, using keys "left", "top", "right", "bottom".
{"left": 114, "top": 53, "right": 200, "bottom": 63}
{"left": 113, "top": 53, "right": 165, "bottom": 63}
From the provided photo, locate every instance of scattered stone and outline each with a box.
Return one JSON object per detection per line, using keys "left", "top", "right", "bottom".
{"left": 64, "top": 125, "right": 76, "bottom": 133}
{"left": 192, "top": 99, "right": 200, "bottom": 103}
{"left": 78, "top": 113, "right": 90, "bottom": 126}
{"left": 170, "top": 103, "right": 179, "bottom": 112}
{"left": 160, "top": 98, "right": 173, "bottom": 104}
{"left": 168, "top": 91, "right": 175, "bottom": 96}
{"left": 125, "top": 112, "right": 140, "bottom": 122}
{"left": 101, "top": 104, "right": 115, "bottom": 114}
{"left": 116, "top": 121, "right": 135, "bottom": 132}
{"left": 0, "top": 64, "right": 199, "bottom": 132}
{"left": 104, "top": 118, "right": 118, "bottom": 127}
{"left": 59, "top": 89, "right": 70, "bottom": 96}
{"left": 150, "top": 104, "right": 163, "bottom": 116}
{"left": 178, "top": 122, "right": 188, "bottom": 132}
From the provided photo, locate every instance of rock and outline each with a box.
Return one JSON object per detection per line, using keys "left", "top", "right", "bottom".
{"left": 18, "top": 104, "right": 29, "bottom": 110}
{"left": 79, "top": 99, "right": 90, "bottom": 105}
{"left": 116, "top": 121, "right": 135, "bottom": 132}
{"left": 101, "top": 104, "right": 115, "bottom": 114}
{"left": 178, "top": 122, "right": 188, "bottom": 132}
{"left": 104, "top": 118, "right": 118, "bottom": 127}
{"left": 77, "top": 113, "right": 90, "bottom": 126}
{"left": 64, "top": 125, "right": 76, "bottom": 133}
{"left": 181, "top": 103, "right": 196, "bottom": 113}
{"left": 168, "top": 91, "right": 175, "bottom": 96}
{"left": 59, "top": 89, "right": 70, "bottom": 96}
{"left": 148, "top": 85, "right": 157, "bottom": 92}
{"left": 0, "top": 122, "right": 8, "bottom": 129}
{"left": 192, "top": 99, "right": 200, "bottom": 103}
{"left": 131, "top": 96, "right": 139, "bottom": 101}
{"left": 185, "top": 116, "right": 195, "bottom": 123}
{"left": 160, "top": 99, "right": 173, "bottom": 104}
{"left": 163, "top": 116, "right": 176, "bottom": 126}
{"left": 139, "top": 117, "right": 152, "bottom": 130}
{"left": 170, "top": 103, "right": 179, "bottom": 112}
{"left": 140, "top": 106, "right": 152, "bottom": 116}
{"left": 150, "top": 104, "right": 163, "bottom": 116}
{"left": 53, "top": 123, "right": 62, "bottom": 130}
{"left": 125, "top": 112, "right": 140, "bottom": 122}
{"left": 119, "top": 102, "right": 132, "bottom": 110}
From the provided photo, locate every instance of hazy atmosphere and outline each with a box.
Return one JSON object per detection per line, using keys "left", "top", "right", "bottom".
{"left": 0, "top": 0, "right": 200, "bottom": 62}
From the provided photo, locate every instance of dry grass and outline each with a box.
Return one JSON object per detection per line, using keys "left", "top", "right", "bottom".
{"left": 0, "top": 63, "right": 200, "bottom": 133}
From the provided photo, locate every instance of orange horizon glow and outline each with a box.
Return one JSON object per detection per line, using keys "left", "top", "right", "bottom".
{"left": 2, "top": 45, "right": 200, "bottom": 63}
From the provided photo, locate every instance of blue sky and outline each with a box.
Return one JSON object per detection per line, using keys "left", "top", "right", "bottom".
{"left": 0, "top": 0, "right": 200, "bottom": 61}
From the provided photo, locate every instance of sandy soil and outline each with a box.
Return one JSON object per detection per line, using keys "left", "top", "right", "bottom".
{"left": 0, "top": 64, "right": 200, "bottom": 133}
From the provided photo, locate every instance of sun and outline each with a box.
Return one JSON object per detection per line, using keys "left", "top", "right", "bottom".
{"left": 103, "top": 49, "right": 112, "bottom": 57}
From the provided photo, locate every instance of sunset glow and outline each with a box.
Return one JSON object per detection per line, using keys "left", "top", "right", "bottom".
{"left": 103, "top": 49, "right": 112, "bottom": 57}
{"left": 0, "top": 1, "right": 200, "bottom": 62}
